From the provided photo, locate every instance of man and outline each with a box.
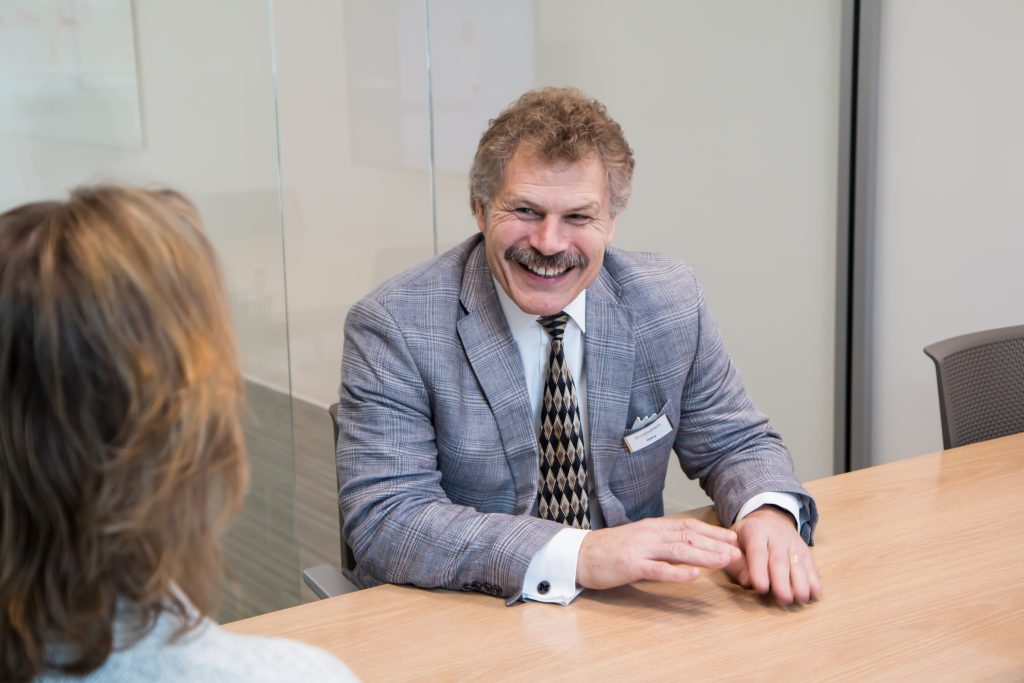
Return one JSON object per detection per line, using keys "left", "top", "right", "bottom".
{"left": 337, "top": 87, "right": 821, "bottom": 606}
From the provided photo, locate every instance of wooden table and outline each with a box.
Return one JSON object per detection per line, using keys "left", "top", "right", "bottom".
{"left": 227, "top": 434, "right": 1024, "bottom": 681}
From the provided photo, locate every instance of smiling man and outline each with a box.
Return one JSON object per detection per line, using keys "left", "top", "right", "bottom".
{"left": 478, "top": 150, "right": 613, "bottom": 316}
{"left": 337, "top": 87, "right": 821, "bottom": 606}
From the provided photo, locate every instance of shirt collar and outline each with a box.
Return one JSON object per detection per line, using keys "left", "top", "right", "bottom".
{"left": 492, "top": 279, "right": 587, "bottom": 336}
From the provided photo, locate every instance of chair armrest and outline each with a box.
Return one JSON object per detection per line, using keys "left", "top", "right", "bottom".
{"left": 302, "top": 563, "right": 359, "bottom": 600}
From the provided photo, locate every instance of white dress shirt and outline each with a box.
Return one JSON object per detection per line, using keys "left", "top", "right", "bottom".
{"left": 492, "top": 281, "right": 803, "bottom": 604}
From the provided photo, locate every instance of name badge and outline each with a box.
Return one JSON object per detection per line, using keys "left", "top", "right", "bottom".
{"left": 623, "top": 414, "right": 672, "bottom": 453}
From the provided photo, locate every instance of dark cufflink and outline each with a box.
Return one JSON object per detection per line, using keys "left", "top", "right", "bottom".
{"left": 537, "top": 580, "right": 551, "bottom": 595}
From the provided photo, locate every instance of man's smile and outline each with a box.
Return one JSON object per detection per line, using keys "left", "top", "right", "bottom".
{"left": 504, "top": 244, "right": 587, "bottom": 283}
{"left": 517, "top": 260, "right": 572, "bottom": 279}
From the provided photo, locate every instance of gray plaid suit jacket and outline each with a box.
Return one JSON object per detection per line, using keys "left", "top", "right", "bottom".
{"left": 337, "top": 234, "right": 817, "bottom": 601}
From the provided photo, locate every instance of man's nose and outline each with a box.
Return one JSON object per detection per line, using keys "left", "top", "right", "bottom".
{"left": 528, "top": 215, "right": 567, "bottom": 255}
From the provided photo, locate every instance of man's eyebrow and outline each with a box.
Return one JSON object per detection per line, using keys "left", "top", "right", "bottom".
{"left": 564, "top": 202, "right": 600, "bottom": 214}
{"left": 501, "top": 194, "right": 540, "bottom": 208}
{"left": 502, "top": 196, "right": 601, "bottom": 214}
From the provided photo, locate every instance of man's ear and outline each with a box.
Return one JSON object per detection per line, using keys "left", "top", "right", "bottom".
{"left": 474, "top": 201, "right": 487, "bottom": 233}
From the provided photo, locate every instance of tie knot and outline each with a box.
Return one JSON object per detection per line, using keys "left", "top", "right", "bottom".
{"left": 537, "top": 312, "right": 570, "bottom": 341}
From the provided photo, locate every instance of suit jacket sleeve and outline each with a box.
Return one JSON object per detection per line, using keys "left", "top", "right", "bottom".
{"left": 671, "top": 269, "right": 818, "bottom": 543}
{"left": 336, "top": 296, "right": 561, "bottom": 600}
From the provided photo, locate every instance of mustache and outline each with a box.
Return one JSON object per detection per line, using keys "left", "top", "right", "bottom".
{"left": 504, "top": 246, "right": 588, "bottom": 271}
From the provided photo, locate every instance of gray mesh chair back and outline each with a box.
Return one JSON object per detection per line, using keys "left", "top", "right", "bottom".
{"left": 923, "top": 325, "right": 1024, "bottom": 449}
{"left": 329, "top": 402, "right": 358, "bottom": 571}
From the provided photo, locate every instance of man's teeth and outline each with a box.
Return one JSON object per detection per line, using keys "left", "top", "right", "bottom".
{"left": 524, "top": 263, "right": 568, "bottom": 277}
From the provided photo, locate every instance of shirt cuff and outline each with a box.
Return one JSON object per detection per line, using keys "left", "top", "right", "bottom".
{"left": 522, "top": 528, "right": 589, "bottom": 605}
{"left": 735, "top": 491, "right": 805, "bottom": 529}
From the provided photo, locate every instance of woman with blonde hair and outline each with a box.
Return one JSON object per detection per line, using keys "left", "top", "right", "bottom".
{"left": 0, "top": 186, "right": 356, "bottom": 682}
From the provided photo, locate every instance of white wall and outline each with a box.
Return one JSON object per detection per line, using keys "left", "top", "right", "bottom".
{"left": 870, "top": 0, "right": 1024, "bottom": 464}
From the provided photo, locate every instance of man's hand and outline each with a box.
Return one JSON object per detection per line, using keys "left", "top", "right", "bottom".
{"left": 575, "top": 517, "right": 741, "bottom": 590}
{"left": 726, "top": 506, "right": 821, "bottom": 605}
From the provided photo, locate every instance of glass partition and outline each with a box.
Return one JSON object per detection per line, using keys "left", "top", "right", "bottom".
{"left": 269, "top": 0, "right": 437, "bottom": 592}
{"left": 0, "top": 0, "right": 297, "bottom": 621}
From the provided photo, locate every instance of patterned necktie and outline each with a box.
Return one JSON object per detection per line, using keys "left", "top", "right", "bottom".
{"left": 536, "top": 312, "right": 590, "bottom": 529}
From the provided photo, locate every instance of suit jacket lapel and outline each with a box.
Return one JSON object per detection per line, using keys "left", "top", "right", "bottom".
{"left": 457, "top": 241, "right": 539, "bottom": 513}
{"left": 585, "top": 265, "right": 636, "bottom": 525}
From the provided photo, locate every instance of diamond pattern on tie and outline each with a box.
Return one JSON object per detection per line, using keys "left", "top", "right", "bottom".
{"left": 536, "top": 312, "right": 590, "bottom": 529}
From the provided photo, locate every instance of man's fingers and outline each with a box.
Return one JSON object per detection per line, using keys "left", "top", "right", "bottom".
{"left": 790, "top": 557, "right": 811, "bottom": 604}
{"left": 744, "top": 536, "right": 770, "bottom": 594}
{"left": 578, "top": 519, "right": 741, "bottom": 589}
{"left": 633, "top": 517, "right": 742, "bottom": 569}
{"left": 767, "top": 544, "right": 794, "bottom": 605}
{"left": 664, "top": 542, "right": 736, "bottom": 569}
{"left": 806, "top": 557, "right": 823, "bottom": 600}
{"left": 724, "top": 557, "right": 750, "bottom": 588}
{"left": 639, "top": 560, "right": 700, "bottom": 584}
{"left": 663, "top": 529, "right": 742, "bottom": 560}
{"left": 732, "top": 508, "right": 822, "bottom": 606}
{"left": 664, "top": 517, "right": 739, "bottom": 544}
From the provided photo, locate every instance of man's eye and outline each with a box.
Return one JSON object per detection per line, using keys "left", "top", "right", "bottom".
{"left": 566, "top": 214, "right": 591, "bottom": 223}
{"left": 514, "top": 207, "right": 539, "bottom": 217}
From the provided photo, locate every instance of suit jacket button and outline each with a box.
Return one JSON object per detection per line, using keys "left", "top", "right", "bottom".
{"left": 537, "top": 580, "right": 551, "bottom": 595}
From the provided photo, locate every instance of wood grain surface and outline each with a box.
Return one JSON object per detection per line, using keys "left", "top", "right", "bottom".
{"left": 226, "top": 433, "right": 1024, "bottom": 681}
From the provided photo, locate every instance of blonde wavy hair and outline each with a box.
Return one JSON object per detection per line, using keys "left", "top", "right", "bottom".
{"left": 469, "top": 86, "right": 636, "bottom": 217}
{"left": 0, "top": 186, "right": 248, "bottom": 680}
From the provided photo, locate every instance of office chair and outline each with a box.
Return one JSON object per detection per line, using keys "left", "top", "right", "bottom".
{"left": 923, "top": 324, "right": 1024, "bottom": 449}
{"left": 301, "top": 402, "right": 359, "bottom": 599}
{"left": 328, "top": 402, "right": 358, "bottom": 571}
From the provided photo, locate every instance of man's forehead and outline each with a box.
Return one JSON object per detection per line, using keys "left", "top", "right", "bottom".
{"left": 499, "top": 150, "right": 608, "bottom": 195}
{"left": 512, "top": 143, "right": 602, "bottom": 172}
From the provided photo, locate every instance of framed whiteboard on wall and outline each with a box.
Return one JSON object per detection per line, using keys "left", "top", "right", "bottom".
{"left": 0, "top": 0, "right": 142, "bottom": 148}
